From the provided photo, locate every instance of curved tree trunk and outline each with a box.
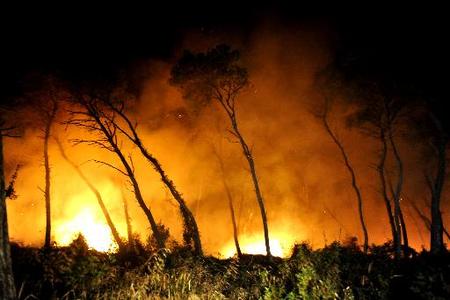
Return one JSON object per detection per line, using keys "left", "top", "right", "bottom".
{"left": 108, "top": 106, "right": 202, "bottom": 255}
{"left": 0, "top": 134, "right": 16, "bottom": 299}
{"left": 388, "top": 129, "right": 408, "bottom": 255}
{"left": 322, "top": 103, "right": 369, "bottom": 252}
{"left": 122, "top": 192, "right": 137, "bottom": 253}
{"left": 378, "top": 129, "right": 401, "bottom": 259}
{"left": 230, "top": 117, "right": 271, "bottom": 256}
{"left": 55, "top": 139, "right": 126, "bottom": 251}
{"left": 83, "top": 105, "right": 165, "bottom": 250}
{"left": 105, "top": 129, "right": 165, "bottom": 250}
{"left": 213, "top": 147, "right": 242, "bottom": 257}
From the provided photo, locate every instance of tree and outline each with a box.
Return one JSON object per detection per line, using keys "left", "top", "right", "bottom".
{"left": 67, "top": 90, "right": 165, "bottom": 249}
{"left": 0, "top": 109, "right": 18, "bottom": 299}
{"left": 99, "top": 94, "right": 203, "bottom": 255}
{"left": 170, "top": 44, "right": 272, "bottom": 256}
{"left": 212, "top": 145, "right": 242, "bottom": 257}
{"left": 35, "top": 85, "right": 59, "bottom": 250}
{"left": 320, "top": 95, "right": 369, "bottom": 252}
{"left": 418, "top": 104, "right": 449, "bottom": 254}
{"left": 55, "top": 138, "right": 126, "bottom": 252}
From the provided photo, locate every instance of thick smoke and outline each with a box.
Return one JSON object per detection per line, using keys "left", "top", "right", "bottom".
{"left": 5, "top": 20, "right": 447, "bottom": 255}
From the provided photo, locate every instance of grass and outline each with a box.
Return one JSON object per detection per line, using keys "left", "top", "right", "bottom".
{"left": 10, "top": 236, "right": 450, "bottom": 299}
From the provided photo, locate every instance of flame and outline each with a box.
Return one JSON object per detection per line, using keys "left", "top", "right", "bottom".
{"left": 220, "top": 233, "right": 297, "bottom": 258}
{"left": 54, "top": 208, "right": 117, "bottom": 252}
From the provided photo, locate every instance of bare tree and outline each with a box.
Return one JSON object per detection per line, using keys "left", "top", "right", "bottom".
{"left": 55, "top": 138, "right": 126, "bottom": 252}
{"left": 171, "top": 45, "right": 272, "bottom": 256}
{"left": 41, "top": 97, "right": 58, "bottom": 249}
{"left": 426, "top": 112, "right": 448, "bottom": 254}
{"left": 347, "top": 90, "right": 409, "bottom": 258}
{"left": 99, "top": 96, "right": 202, "bottom": 255}
{"left": 0, "top": 107, "right": 19, "bottom": 299}
{"left": 212, "top": 145, "right": 242, "bottom": 257}
{"left": 121, "top": 189, "right": 137, "bottom": 253}
{"left": 411, "top": 199, "right": 450, "bottom": 242}
{"left": 67, "top": 92, "right": 165, "bottom": 249}
{"left": 321, "top": 96, "right": 369, "bottom": 252}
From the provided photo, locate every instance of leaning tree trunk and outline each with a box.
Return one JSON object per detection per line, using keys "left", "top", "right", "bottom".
{"left": 122, "top": 191, "right": 137, "bottom": 254}
{"left": 85, "top": 109, "right": 165, "bottom": 250}
{"left": 430, "top": 135, "right": 446, "bottom": 254}
{"left": 322, "top": 106, "right": 369, "bottom": 253}
{"left": 214, "top": 148, "right": 242, "bottom": 257}
{"left": 109, "top": 107, "right": 202, "bottom": 255}
{"left": 137, "top": 145, "right": 201, "bottom": 255}
{"left": 0, "top": 134, "right": 16, "bottom": 299}
{"left": 230, "top": 116, "right": 271, "bottom": 256}
{"left": 378, "top": 129, "right": 401, "bottom": 259}
{"left": 105, "top": 129, "right": 165, "bottom": 250}
{"left": 55, "top": 139, "right": 126, "bottom": 251}
{"left": 388, "top": 129, "right": 408, "bottom": 255}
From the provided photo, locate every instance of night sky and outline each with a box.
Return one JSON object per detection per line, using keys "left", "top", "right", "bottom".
{"left": 1, "top": 3, "right": 448, "bottom": 104}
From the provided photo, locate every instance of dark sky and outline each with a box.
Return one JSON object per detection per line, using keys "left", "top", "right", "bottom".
{"left": 1, "top": 3, "right": 448, "bottom": 100}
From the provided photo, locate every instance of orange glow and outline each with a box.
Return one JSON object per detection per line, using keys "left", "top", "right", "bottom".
{"left": 220, "top": 233, "right": 297, "bottom": 258}
{"left": 54, "top": 208, "right": 117, "bottom": 252}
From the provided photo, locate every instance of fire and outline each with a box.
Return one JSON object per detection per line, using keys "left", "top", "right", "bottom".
{"left": 54, "top": 208, "right": 117, "bottom": 252}
{"left": 220, "top": 233, "right": 297, "bottom": 258}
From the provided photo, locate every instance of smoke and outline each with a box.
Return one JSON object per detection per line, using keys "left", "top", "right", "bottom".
{"left": 5, "top": 19, "right": 446, "bottom": 255}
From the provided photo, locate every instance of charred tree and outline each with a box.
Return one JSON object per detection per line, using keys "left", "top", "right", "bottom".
{"left": 377, "top": 127, "right": 401, "bottom": 258}
{"left": 212, "top": 146, "right": 242, "bottom": 258}
{"left": 68, "top": 93, "right": 165, "bottom": 249}
{"left": 0, "top": 131, "right": 16, "bottom": 300}
{"left": 170, "top": 45, "right": 272, "bottom": 256}
{"left": 426, "top": 112, "right": 448, "bottom": 254}
{"left": 321, "top": 97, "right": 369, "bottom": 253}
{"left": 55, "top": 138, "right": 126, "bottom": 252}
{"left": 42, "top": 99, "right": 58, "bottom": 249}
{"left": 121, "top": 190, "right": 137, "bottom": 253}
{"left": 101, "top": 99, "right": 202, "bottom": 255}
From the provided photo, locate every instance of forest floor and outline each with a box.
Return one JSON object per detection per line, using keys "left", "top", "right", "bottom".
{"left": 10, "top": 236, "right": 450, "bottom": 299}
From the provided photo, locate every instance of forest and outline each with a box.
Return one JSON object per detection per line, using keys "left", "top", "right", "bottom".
{"left": 0, "top": 4, "right": 449, "bottom": 299}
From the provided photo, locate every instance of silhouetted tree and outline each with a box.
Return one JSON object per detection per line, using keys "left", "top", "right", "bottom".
{"left": 67, "top": 89, "right": 165, "bottom": 249}
{"left": 170, "top": 45, "right": 272, "bottom": 256}
{"left": 320, "top": 95, "right": 369, "bottom": 252}
{"left": 0, "top": 108, "right": 18, "bottom": 299}
{"left": 348, "top": 89, "right": 409, "bottom": 258}
{"left": 212, "top": 145, "right": 242, "bottom": 257}
{"left": 55, "top": 138, "right": 126, "bottom": 252}
{"left": 416, "top": 102, "right": 449, "bottom": 254}
{"left": 33, "top": 81, "right": 60, "bottom": 250}
{"left": 98, "top": 93, "right": 203, "bottom": 255}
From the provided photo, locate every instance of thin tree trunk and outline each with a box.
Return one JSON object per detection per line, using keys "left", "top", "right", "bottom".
{"left": 322, "top": 102, "right": 369, "bottom": 252}
{"left": 85, "top": 107, "right": 164, "bottom": 250}
{"left": 430, "top": 136, "right": 446, "bottom": 254}
{"left": 109, "top": 106, "right": 202, "bottom": 255}
{"left": 378, "top": 129, "right": 401, "bottom": 258}
{"left": 213, "top": 147, "right": 242, "bottom": 257}
{"left": 55, "top": 139, "right": 126, "bottom": 251}
{"left": 398, "top": 207, "right": 409, "bottom": 254}
{"left": 121, "top": 190, "right": 137, "bottom": 253}
{"left": 230, "top": 116, "right": 271, "bottom": 256}
{"left": 43, "top": 102, "right": 57, "bottom": 249}
{"left": 388, "top": 129, "right": 408, "bottom": 254}
{"left": 412, "top": 200, "right": 450, "bottom": 241}
{"left": 0, "top": 134, "right": 16, "bottom": 299}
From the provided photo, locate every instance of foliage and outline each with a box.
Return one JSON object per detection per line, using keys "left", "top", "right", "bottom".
{"left": 10, "top": 238, "right": 450, "bottom": 299}
{"left": 170, "top": 44, "right": 248, "bottom": 114}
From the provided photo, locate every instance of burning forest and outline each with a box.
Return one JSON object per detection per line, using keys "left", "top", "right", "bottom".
{"left": 0, "top": 4, "right": 449, "bottom": 299}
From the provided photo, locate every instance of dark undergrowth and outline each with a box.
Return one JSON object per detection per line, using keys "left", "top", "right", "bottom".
{"left": 10, "top": 236, "right": 450, "bottom": 299}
